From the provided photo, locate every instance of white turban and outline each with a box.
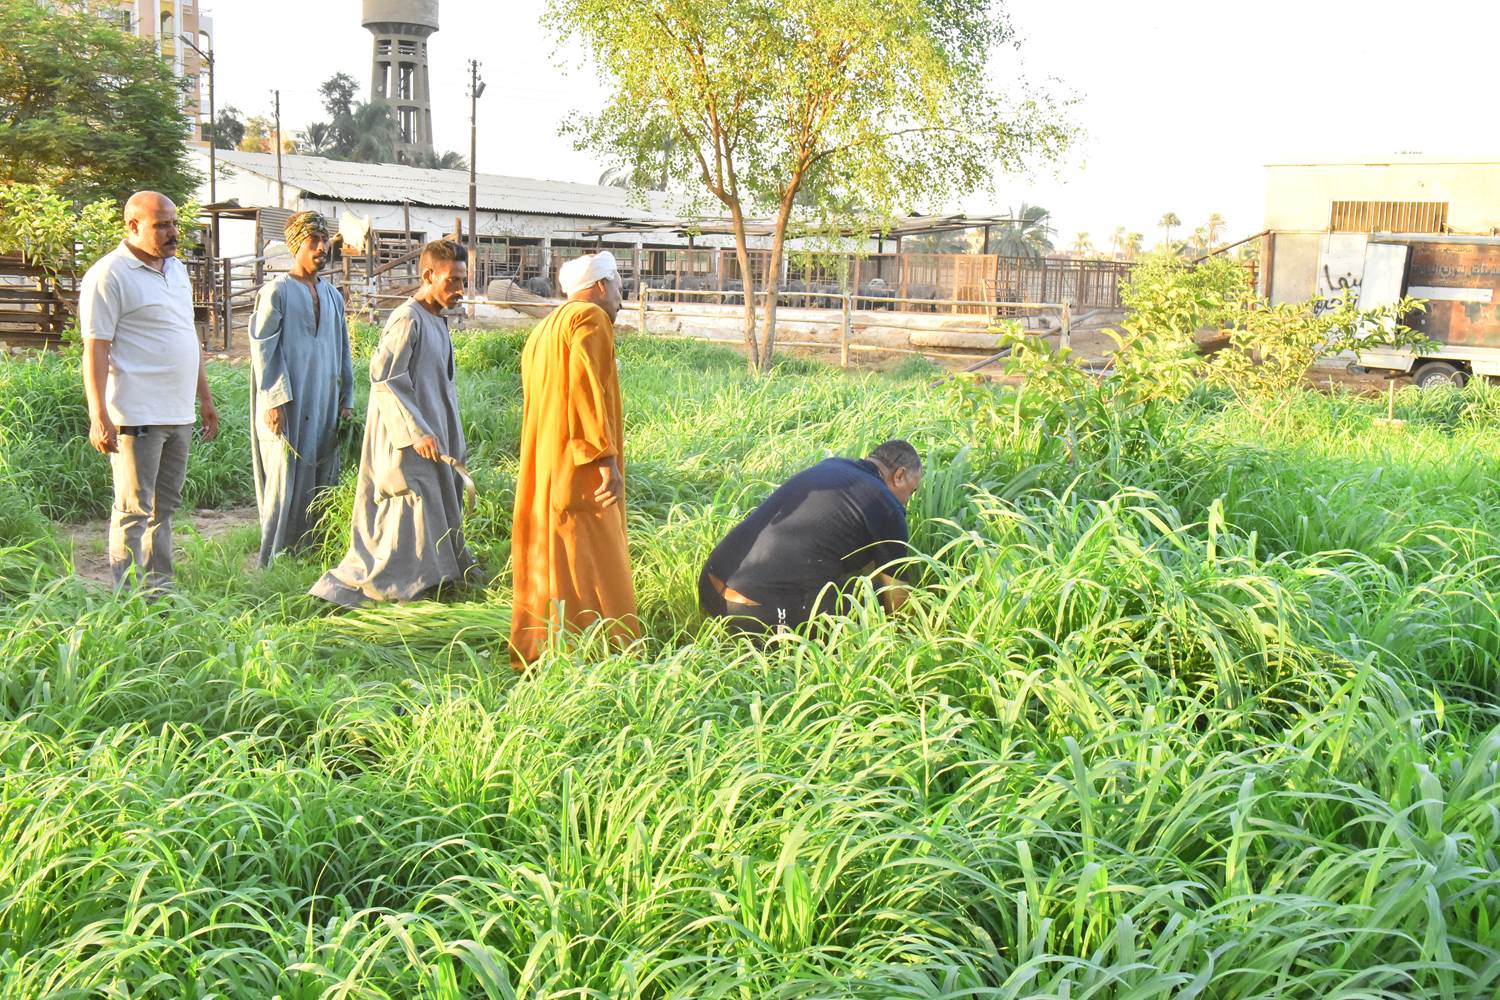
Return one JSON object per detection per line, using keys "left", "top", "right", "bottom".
{"left": 559, "top": 251, "right": 620, "bottom": 296}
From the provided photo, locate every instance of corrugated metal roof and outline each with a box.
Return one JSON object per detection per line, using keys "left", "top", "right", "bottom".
{"left": 578, "top": 213, "right": 1023, "bottom": 238}
{"left": 201, "top": 150, "right": 672, "bottom": 220}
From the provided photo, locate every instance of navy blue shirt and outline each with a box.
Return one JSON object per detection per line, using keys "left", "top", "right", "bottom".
{"left": 704, "top": 458, "right": 909, "bottom": 606}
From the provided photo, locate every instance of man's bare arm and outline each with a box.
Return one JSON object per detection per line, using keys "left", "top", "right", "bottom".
{"left": 195, "top": 351, "right": 219, "bottom": 441}
{"left": 83, "top": 338, "right": 117, "bottom": 454}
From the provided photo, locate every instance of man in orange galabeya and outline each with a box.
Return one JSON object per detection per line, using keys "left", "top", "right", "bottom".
{"left": 509, "top": 250, "right": 639, "bottom": 667}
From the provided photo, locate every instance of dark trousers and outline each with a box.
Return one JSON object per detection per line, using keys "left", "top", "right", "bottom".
{"left": 697, "top": 566, "right": 811, "bottom": 635}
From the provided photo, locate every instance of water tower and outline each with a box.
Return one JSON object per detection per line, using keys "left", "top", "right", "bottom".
{"left": 362, "top": 0, "right": 438, "bottom": 163}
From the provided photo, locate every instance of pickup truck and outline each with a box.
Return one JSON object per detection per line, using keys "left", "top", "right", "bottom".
{"left": 1353, "top": 234, "right": 1500, "bottom": 387}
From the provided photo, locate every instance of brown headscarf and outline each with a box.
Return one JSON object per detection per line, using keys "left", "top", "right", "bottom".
{"left": 284, "top": 211, "right": 329, "bottom": 255}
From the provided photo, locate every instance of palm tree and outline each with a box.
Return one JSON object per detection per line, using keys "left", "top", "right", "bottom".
{"left": 1071, "top": 232, "right": 1093, "bottom": 258}
{"left": 1159, "top": 212, "right": 1181, "bottom": 248}
{"left": 411, "top": 149, "right": 468, "bottom": 170}
{"left": 652, "top": 134, "right": 677, "bottom": 191}
{"left": 1124, "top": 232, "right": 1144, "bottom": 260}
{"left": 905, "top": 229, "right": 979, "bottom": 254}
{"left": 299, "top": 122, "right": 335, "bottom": 157}
{"left": 1190, "top": 226, "right": 1208, "bottom": 257}
{"left": 1205, "top": 212, "right": 1227, "bottom": 251}
{"left": 1110, "top": 225, "right": 1126, "bottom": 260}
{"left": 346, "top": 102, "right": 398, "bottom": 164}
{"left": 596, "top": 136, "right": 676, "bottom": 191}
{"left": 993, "top": 203, "right": 1055, "bottom": 258}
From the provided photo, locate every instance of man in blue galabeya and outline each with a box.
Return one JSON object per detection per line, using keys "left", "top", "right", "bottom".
{"left": 248, "top": 211, "right": 355, "bottom": 566}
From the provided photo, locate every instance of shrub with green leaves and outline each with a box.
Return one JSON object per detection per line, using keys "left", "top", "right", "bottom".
{"left": 1208, "top": 289, "right": 1430, "bottom": 403}
{"left": 1110, "top": 251, "right": 1251, "bottom": 403}
{"left": 1109, "top": 251, "right": 1433, "bottom": 406}
{"left": 0, "top": 181, "right": 203, "bottom": 275}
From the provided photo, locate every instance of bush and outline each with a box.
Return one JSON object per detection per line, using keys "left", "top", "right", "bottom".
{"left": 1110, "top": 252, "right": 1251, "bottom": 403}
{"left": 0, "top": 181, "right": 201, "bottom": 275}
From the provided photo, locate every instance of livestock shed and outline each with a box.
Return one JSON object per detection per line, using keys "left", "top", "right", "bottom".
{"left": 580, "top": 215, "right": 1132, "bottom": 311}
{"left": 191, "top": 152, "right": 1131, "bottom": 327}
{"left": 191, "top": 150, "right": 763, "bottom": 291}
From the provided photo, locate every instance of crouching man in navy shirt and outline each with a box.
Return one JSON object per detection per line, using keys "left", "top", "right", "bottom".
{"left": 698, "top": 439, "right": 923, "bottom": 634}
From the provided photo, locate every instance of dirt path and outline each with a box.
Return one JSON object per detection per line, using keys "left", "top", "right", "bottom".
{"left": 64, "top": 504, "right": 260, "bottom": 586}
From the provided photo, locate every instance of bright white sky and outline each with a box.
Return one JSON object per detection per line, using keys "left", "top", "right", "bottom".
{"left": 210, "top": 0, "right": 1500, "bottom": 249}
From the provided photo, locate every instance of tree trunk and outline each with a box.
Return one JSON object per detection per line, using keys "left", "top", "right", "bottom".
{"left": 759, "top": 209, "right": 793, "bottom": 373}
{"left": 727, "top": 202, "right": 760, "bottom": 371}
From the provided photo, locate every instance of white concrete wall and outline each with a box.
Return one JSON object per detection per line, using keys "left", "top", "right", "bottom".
{"left": 1268, "top": 232, "right": 1323, "bottom": 305}
{"left": 1265, "top": 161, "right": 1500, "bottom": 233}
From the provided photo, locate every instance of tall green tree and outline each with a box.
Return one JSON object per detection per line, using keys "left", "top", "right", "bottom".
{"left": 212, "top": 106, "right": 246, "bottom": 151}
{"left": 317, "top": 72, "right": 360, "bottom": 156}
{"left": 548, "top": 0, "right": 1071, "bottom": 372}
{"left": 0, "top": 0, "right": 200, "bottom": 205}
{"left": 301, "top": 75, "right": 409, "bottom": 166}
{"left": 1071, "top": 231, "right": 1093, "bottom": 258}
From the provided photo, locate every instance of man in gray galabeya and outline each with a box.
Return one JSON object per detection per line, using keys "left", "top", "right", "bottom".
{"left": 311, "top": 239, "right": 478, "bottom": 607}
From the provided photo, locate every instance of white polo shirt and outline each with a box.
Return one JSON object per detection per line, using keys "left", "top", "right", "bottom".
{"left": 79, "top": 242, "right": 200, "bottom": 426}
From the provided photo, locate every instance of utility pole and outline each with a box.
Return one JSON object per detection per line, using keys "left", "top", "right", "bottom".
{"left": 272, "top": 89, "right": 284, "bottom": 208}
{"left": 467, "top": 59, "right": 486, "bottom": 305}
{"left": 181, "top": 32, "right": 218, "bottom": 342}
{"left": 180, "top": 35, "right": 217, "bottom": 210}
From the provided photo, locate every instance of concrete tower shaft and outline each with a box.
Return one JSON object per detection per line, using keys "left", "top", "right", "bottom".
{"left": 363, "top": 0, "right": 439, "bottom": 163}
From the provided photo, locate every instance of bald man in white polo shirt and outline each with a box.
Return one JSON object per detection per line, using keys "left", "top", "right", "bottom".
{"left": 80, "top": 191, "right": 220, "bottom": 593}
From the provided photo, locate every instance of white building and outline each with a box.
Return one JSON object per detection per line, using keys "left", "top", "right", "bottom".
{"left": 1262, "top": 156, "right": 1500, "bottom": 304}
{"left": 193, "top": 149, "right": 761, "bottom": 288}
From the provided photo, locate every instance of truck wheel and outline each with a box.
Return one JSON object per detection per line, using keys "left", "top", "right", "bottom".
{"left": 1413, "top": 361, "right": 1468, "bottom": 389}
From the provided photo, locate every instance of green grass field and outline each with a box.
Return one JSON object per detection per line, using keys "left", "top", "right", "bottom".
{"left": 0, "top": 330, "right": 1497, "bottom": 998}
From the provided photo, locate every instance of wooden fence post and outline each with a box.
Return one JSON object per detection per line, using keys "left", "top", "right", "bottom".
{"left": 840, "top": 292, "right": 852, "bottom": 368}
{"left": 222, "top": 258, "right": 234, "bottom": 346}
